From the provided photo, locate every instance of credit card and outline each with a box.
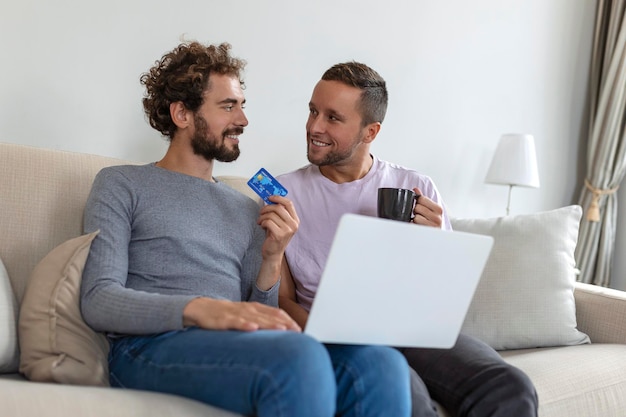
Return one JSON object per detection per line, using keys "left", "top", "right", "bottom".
{"left": 247, "top": 168, "right": 288, "bottom": 204}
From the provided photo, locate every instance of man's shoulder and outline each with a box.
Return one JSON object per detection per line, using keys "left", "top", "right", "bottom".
{"left": 91, "top": 164, "right": 156, "bottom": 191}
{"left": 97, "top": 163, "right": 151, "bottom": 177}
{"left": 375, "top": 156, "right": 414, "bottom": 173}
{"left": 375, "top": 156, "right": 431, "bottom": 180}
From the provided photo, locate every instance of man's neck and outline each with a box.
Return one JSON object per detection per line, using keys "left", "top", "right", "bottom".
{"left": 156, "top": 140, "right": 215, "bottom": 182}
{"left": 318, "top": 154, "right": 374, "bottom": 184}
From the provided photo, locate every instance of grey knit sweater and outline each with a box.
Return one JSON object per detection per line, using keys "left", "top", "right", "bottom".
{"left": 80, "top": 164, "right": 277, "bottom": 335}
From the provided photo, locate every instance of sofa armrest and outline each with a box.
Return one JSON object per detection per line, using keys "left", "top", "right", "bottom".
{"left": 574, "top": 282, "right": 626, "bottom": 344}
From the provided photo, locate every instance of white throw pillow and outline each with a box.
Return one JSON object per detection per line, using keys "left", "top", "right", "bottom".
{"left": 451, "top": 205, "right": 590, "bottom": 350}
{"left": 0, "top": 257, "right": 20, "bottom": 373}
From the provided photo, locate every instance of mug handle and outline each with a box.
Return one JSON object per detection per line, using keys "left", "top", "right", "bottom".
{"left": 411, "top": 193, "right": 421, "bottom": 220}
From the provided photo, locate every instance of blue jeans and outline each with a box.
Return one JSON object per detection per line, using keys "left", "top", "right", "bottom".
{"left": 108, "top": 327, "right": 411, "bottom": 417}
{"left": 402, "top": 333, "right": 538, "bottom": 417}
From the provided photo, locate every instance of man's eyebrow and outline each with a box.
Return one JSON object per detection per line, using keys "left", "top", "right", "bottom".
{"left": 326, "top": 107, "right": 343, "bottom": 118}
{"left": 217, "top": 98, "right": 245, "bottom": 105}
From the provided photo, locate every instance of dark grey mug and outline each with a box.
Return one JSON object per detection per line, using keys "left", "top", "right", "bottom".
{"left": 377, "top": 188, "right": 419, "bottom": 222}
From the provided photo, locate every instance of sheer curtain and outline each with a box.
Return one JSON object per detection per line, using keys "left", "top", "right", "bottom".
{"left": 576, "top": 0, "right": 626, "bottom": 286}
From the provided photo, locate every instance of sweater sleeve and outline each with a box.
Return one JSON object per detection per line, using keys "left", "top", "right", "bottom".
{"left": 240, "top": 224, "right": 280, "bottom": 307}
{"left": 80, "top": 169, "right": 195, "bottom": 335}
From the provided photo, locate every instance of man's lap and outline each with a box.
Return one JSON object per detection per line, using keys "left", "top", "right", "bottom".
{"left": 108, "top": 328, "right": 411, "bottom": 416}
{"left": 108, "top": 328, "right": 337, "bottom": 415}
{"left": 399, "top": 333, "right": 537, "bottom": 416}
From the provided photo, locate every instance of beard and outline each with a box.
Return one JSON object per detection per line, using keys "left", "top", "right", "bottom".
{"left": 191, "top": 113, "right": 241, "bottom": 163}
{"left": 306, "top": 133, "right": 363, "bottom": 166}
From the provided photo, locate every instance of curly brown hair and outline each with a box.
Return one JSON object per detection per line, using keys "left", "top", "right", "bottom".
{"left": 321, "top": 62, "right": 388, "bottom": 127}
{"left": 140, "top": 41, "right": 246, "bottom": 138}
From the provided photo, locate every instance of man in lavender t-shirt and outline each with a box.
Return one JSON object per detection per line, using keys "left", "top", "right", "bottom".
{"left": 277, "top": 62, "right": 538, "bottom": 417}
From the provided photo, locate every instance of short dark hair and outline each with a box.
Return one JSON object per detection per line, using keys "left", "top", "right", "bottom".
{"left": 321, "top": 62, "right": 388, "bottom": 126}
{"left": 140, "top": 42, "right": 246, "bottom": 138}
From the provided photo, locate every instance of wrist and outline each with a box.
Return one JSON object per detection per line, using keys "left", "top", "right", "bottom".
{"left": 262, "top": 251, "right": 284, "bottom": 265}
{"left": 183, "top": 297, "right": 219, "bottom": 327}
{"left": 257, "top": 261, "right": 281, "bottom": 291}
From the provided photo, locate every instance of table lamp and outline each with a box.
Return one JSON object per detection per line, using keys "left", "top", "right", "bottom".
{"left": 485, "top": 133, "right": 540, "bottom": 215}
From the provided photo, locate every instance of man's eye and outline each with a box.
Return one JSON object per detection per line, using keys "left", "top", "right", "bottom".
{"left": 309, "top": 108, "right": 317, "bottom": 116}
{"left": 225, "top": 105, "right": 234, "bottom": 112}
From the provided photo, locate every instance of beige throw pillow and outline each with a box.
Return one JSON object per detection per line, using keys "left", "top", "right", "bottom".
{"left": 452, "top": 205, "right": 590, "bottom": 350}
{"left": 18, "top": 231, "right": 110, "bottom": 386}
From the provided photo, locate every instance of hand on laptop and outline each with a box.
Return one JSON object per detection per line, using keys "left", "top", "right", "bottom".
{"left": 183, "top": 298, "right": 302, "bottom": 332}
{"left": 412, "top": 187, "right": 443, "bottom": 228}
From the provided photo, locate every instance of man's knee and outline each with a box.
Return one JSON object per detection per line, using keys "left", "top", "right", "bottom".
{"left": 275, "top": 332, "right": 334, "bottom": 378}
{"left": 256, "top": 333, "right": 336, "bottom": 415}
{"left": 346, "top": 345, "right": 409, "bottom": 378}
{"left": 475, "top": 364, "right": 538, "bottom": 417}
{"left": 503, "top": 366, "right": 538, "bottom": 406}
{"left": 330, "top": 345, "right": 410, "bottom": 392}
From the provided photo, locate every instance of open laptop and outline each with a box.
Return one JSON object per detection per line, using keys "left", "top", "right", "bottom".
{"left": 304, "top": 213, "right": 493, "bottom": 348}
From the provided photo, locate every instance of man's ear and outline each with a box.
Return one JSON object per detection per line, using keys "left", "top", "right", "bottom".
{"left": 362, "top": 122, "right": 381, "bottom": 144}
{"left": 170, "top": 101, "right": 192, "bottom": 129}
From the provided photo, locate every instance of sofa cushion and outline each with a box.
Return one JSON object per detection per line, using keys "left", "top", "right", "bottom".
{"left": 0, "top": 257, "right": 19, "bottom": 373}
{"left": 501, "top": 344, "right": 626, "bottom": 416}
{"left": 0, "top": 375, "right": 243, "bottom": 417}
{"left": 452, "top": 205, "right": 590, "bottom": 350}
{"left": 18, "top": 232, "right": 109, "bottom": 386}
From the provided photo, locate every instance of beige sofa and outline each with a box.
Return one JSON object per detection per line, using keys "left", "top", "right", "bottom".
{"left": 1, "top": 142, "right": 626, "bottom": 417}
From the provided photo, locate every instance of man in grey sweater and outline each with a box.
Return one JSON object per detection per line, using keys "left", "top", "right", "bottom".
{"left": 80, "top": 41, "right": 411, "bottom": 417}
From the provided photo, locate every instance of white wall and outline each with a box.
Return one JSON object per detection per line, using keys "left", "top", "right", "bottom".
{"left": 4, "top": 1, "right": 619, "bottom": 286}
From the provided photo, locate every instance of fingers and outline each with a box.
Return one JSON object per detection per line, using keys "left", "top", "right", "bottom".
{"left": 257, "top": 197, "right": 300, "bottom": 260}
{"left": 216, "top": 301, "right": 302, "bottom": 332}
{"left": 266, "top": 195, "right": 300, "bottom": 222}
{"left": 188, "top": 299, "right": 301, "bottom": 332}
{"left": 412, "top": 187, "right": 443, "bottom": 228}
{"left": 258, "top": 197, "right": 299, "bottom": 231}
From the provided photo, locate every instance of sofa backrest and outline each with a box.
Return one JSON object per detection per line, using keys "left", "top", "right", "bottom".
{"left": 0, "top": 142, "right": 262, "bottom": 306}
{"left": 0, "top": 143, "right": 135, "bottom": 304}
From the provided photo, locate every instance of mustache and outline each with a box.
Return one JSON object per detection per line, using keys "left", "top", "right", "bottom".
{"left": 224, "top": 127, "right": 244, "bottom": 136}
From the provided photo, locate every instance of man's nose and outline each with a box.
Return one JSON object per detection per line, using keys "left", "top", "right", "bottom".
{"left": 307, "top": 115, "right": 325, "bottom": 133}
{"left": 235, "top": 107, "right": 248, "bottom": 127}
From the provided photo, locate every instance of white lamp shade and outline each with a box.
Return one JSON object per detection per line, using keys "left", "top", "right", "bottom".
{"left": 485, "top": 133, "right": 540, "bottom": 188}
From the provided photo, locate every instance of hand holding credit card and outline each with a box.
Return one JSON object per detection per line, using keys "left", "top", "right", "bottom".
{"left": 247, "top": 168, "right": 288, "bottom": 204}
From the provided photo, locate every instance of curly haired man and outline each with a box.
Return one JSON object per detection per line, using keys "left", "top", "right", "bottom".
{"left": 80, "top": 42, "right": 412, "bottom": 417}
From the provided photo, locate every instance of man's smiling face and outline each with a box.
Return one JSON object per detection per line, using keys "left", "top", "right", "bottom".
{"left": 191, "top": 73, "right": 248, "bottom": 162}
{"left": 305, "top": 80, "right": 369, "bottom": 167}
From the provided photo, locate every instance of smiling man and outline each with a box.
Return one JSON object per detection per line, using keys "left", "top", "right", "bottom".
{"left": 80, "top": 42, "right": 411, "bottom": 417}
{"left": 278, "top": 61, "right": 539, "bottom": 417}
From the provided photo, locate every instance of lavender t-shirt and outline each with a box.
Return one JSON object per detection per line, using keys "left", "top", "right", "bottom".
{"left": 277, "top": 155, "right": 451, "bottom": 311}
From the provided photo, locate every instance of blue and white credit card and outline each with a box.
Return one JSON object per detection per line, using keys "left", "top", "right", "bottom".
{"left": 247, "top": 168, "right": 288, "bottom": 204}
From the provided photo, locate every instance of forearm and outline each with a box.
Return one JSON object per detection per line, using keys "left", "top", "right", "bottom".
{"left": 256, "top": 255, "right": 282, "bottom": 291}
{"left": 81, "top": 282, "right": 195, "bottom": 334}
{"left": 242, "top": 256, "right": 280, "bottom": 307}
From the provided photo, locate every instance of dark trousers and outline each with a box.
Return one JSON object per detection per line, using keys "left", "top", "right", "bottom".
{"left": 398, "top": 333, "right": 538, "bottom": 417}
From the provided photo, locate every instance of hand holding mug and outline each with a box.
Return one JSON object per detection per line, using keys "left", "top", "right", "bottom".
{"left": 411, "top": 187, "right": 443, "bottom": 228}
{"left": 377, "top": 187, "right": 443, "bottom": 228}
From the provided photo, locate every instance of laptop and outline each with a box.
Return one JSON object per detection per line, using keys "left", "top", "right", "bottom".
{"left": 304, "top": 213, "right": 493, "bottom": 348}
